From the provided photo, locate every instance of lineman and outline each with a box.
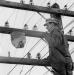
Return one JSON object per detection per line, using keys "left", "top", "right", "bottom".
{"left": 42, "top": 18, "right": 73, "bottom": 75}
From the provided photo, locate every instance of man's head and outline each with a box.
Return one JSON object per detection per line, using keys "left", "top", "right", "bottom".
{"left": 44, "top": 18, "right": 59, "bottom": 32}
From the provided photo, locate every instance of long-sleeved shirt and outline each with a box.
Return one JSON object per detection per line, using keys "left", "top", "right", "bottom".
{"left": 42, "top": 27, "right": 72, "bottom": 63}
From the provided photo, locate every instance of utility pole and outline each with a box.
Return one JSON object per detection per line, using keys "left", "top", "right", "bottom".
{"left": 0, "top": 56, "right": 50, "bottom": 66}
{"left": 0, "top": 26, "right": 74, "bottom": 41}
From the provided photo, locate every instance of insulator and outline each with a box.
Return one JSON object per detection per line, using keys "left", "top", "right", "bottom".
{"left": 64, "top": 5, "right": 67, "bottom": 10}
{"left": 36, "top": 53, "right": 41, "bottom": 59}
{"left": 32, "top": 25, "right": 38, "bottom": 31}
{"left": 29, "top": 0, "right": 33, "bottom": 5}
{"left": 68, "top": 29, "right": 72, "bottom": 35}
{"left": 27, "top": 52, "right": 31, "bottom": 59}
{"left": 8, "top": 51, "right": 10, "bottom": 57}
{"left": 5, "top": 21, "right": 9, "bottom": 27}
{"left": 24, "top": 24, "right": 28, "bottom": 30}
{"left": 20, "top": 0, "right": 25, "bottom": 4}
{"left": 47, "top": 2, "right": 50, "bottom": 7}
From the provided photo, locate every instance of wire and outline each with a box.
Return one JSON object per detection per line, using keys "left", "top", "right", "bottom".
{"left": 25, "top": 66, "right": 34, "bottom": 75}
{"left": 23, "top": 1, "right": 74, "bottom": 75}
{"left": 34, "top": 0, "right": 50, "bottom": 20}
{"left": 19, "top": 38, "right": 31, "bottom": 75}
{"left": 39, "top": 45, "right": 47, "bottom": 53}
{"left": 62, "top": 2, "right": 74, "bottom": 30}
{"left": 68, "top": 2, "right": 74, "bottom": 9}
{"left": 63, "top": 19, "right": 74, "bottom": 30}
{"left": 18, "top": 6, "right": 45, "bottom": 75}
{"left": 7, "top": 5, "right": 44, "bottom": 75}
{"left": 24, "top": 48, "right": 49, "bottom": 75}
{"left": 7, "top": 39, "right": 42, "bottom": 75}
{"left": 22, "top": 0, "right": 48, "bottom": 25}
{"left": 7, "top": 9, "right": 16, "bottom": 21}
{"left": 37, "top": 1, "right": 74, "bottom": 22}
{"left": 22, "top": 11, "right": 74, "bottom": 75}
{"left": 71, "top": 50, "right": 74, "bottom": 54}
{"left": 37, "top": 12, "right": 46, "bottom": 20}
{"left": 13, "top": 9, "right": 19, "bottom": 26}
{"left": 7, "top": 0, "right": 74, "bottom": 75}
{"left": 70, "top": 46, "right": 74, "bottom": 54}
{"left": 43, "top": 70, "right": 49, "bottom": 75}
{"left": 26, "top": 13, "right": 35, "bottom": 24}
{"left": 7, "top": 9, "right": 43, "bottom": 74}
{"left": 19, "top": 65, "right": 24, "bottom": 75}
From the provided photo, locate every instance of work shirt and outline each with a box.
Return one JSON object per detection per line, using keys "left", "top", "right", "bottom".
{"left": 41, "top": 27, "right": 73, "bottom": 72}
{"left": 42, "top": 27, "right": 71, "bottom": 57}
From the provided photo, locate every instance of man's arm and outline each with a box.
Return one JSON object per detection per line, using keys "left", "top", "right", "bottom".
{"left": 41, "top": 29, "right": 62, "bottom": 48}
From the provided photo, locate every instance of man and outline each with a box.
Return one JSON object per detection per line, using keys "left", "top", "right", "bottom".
{"left": 42, "top": 18, "right": 73, "bottom": 75}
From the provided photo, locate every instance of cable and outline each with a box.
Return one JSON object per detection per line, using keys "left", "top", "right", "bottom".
{"left": 42, "top": 51, "right": 48, "bottom": 58}
{"left": 13, "top": 9, "right": 19, "bottom": 26}
{"left": 37, "top": 1, "right": 74, "bottom": 22}
{"left": 7, "top": 7, "right": 44, "bottom": 75}
{"left": 23, "top": 15, "right": 74, "bottom": 75}
{"left": 25, "top": 0, "right": 48, "bottom": 24}
{"left": 71, "top": 50, "right": 74, "bottom": 54}
{"left": 25, "top": 66, "right": 34, "bottom": 75}
{"left": 43, "top": 70, "right": 49, "bottom": 75}
{"left": 22, "top": 0, "right": 48, "bottom": 26}
{"left": 37, "top": 12, "right": 46, "bottom": 20}
{"left": 2, "top": 1, "right": 74, "bottom": 75}
{"left": 26, "top": 13, "right": 35, "bottom": 24}
{"left": 39, "top": 45, "right": 47, "bottom": 53}
{"left": 70, "top": 47, "right": 74, "bottom": 54}
{"left": 19, "top": 39, "right": 31, "bottom": 75}
{"left": 63, "top": 19, "right": 74, "bottom": 30}
{"left": 33, "top": 0, "right": 50, "bottom": 21}
{"left": 19, "top": 65, "right": 24, "bottom": 75}
{"left": 68, "top": 2, "right": 74, "bottom": 9}
{"left": 7, "top": 10, "right": 43, "bottom": 74}
{"left": 24, "top": 51, "right": 49, "bottom": 75}
{"left": 24, "top": 44, "right": 48, "bottom": 75}
{"left": 22, "top": 3, "right": 74, "bottom": 73}
{"left": 6, "top": 0, "right": 74, "bottom": 74}
{"left": 18, "top": 6, "right": 45, "bottom": 75}
{"left": 7, "top": 39, "right": 42, "bottom": 75}
{"left": 7, "top": 9, "right": 16, "bottom": 21}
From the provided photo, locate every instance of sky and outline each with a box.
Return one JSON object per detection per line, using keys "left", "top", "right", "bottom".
{"left": 0, "top": 0, "right": 74, "bottom": 75}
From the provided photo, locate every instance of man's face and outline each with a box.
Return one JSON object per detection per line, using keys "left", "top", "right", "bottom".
{"left": 46, "top": 22, "right": 55, "bottom": 32}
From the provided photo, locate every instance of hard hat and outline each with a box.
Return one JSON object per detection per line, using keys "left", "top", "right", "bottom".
{"left": 44, "top": 18, "right": 58, "bottom": 26}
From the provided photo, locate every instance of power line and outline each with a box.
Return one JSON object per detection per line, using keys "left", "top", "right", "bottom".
{"left": 25, "top": 12, "right": 35, "bottom": 24}
{"left": 6, "top": 0, "right": 74, "bottom": 74}
{"left": 7, "top": 10, "right": 43, "bottom": 75}
{"left": 24, "top": 51, "right": 49, "bottom": 75}
{"left": 13, "top": 9, "right": 19, "bottom": 26}
{"left": 19, "top": 44, "right": 47, "bottom": 75}
{"left": 19, "top": 3, "right": 74, "bottom": 75}
{"left": 24, "top": 66, "right": 34, "bottom": 75}
{"left": 23, "top": 43, "right": 48, "bottom": 75}
{"left": 7, "top": 39, "right": 42, "bottom": 75}
{"left": 43, "top": 70, "right": 49, "bottom": 75}
{"left": 19, "top": 39, "right": 31, "bottom": 75}
{"left": 19, "top": 65, "right": 24, "bottom": 75}
{"left": 7, "top": 9, "right": 16, "bottom": 21}
{"left": 63, "top": 19, "right": 74, "bottom": 30}
{"left": 37, "top": 12, "right": 46, "bottom": 20}
{"left": 7, "top": 0, "right": 49, "bottom": 74}
{"left": 68, "top": 2, "right": 74, "bottom": 9}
